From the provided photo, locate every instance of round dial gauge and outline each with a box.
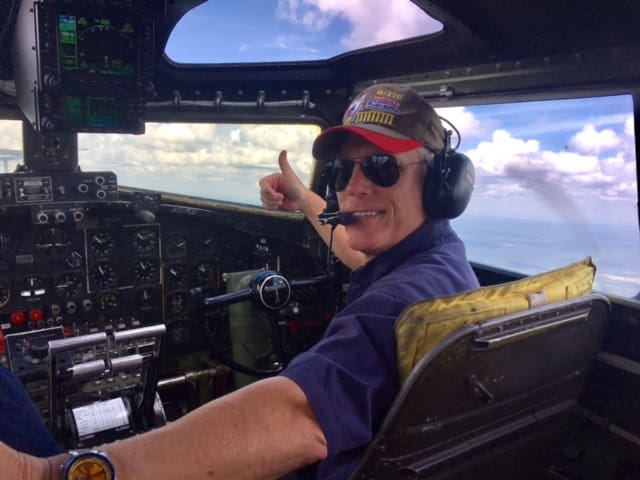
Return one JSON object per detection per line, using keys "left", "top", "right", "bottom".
{"left": 54, "top": 273, "right": 84, "bottom": 299}
{"left": 167, "top": 291, "right": 188, "bottom": 315}
{"left": 165, "top": 264, "right": 186, "bottom": 288}
{"left": 91, "top": 261, "right": 117, "bottom": 289}
{"left": 133, "top": 228, "right": 158, "bottom": 255}
{"left": 66, "top": 251, "right": 84, "bottom": 269}
{"left": 89, "top": 231, "right": 114, "bottom": 256}
{"left": 136, "top": 288, "right": 159, "bottom": 312}
{"left": 196, "top": 234, "right": 216, "bottom": 257}
{"left": 36, "top": 227, "right": 71, "bottom": 256}
{"left": 98, "top": 292, "right": 118, "bottom": 311}
{"left": 0, "top": 280, "right": 10, "bottom": 307}
{"left": 194, "top": 262, "right": 216, "bottom": 285}
{"left": 134, "top": 258, "right": 158, "bottom": 283}
{"left": 165, "top": 235, "right": 188, "bottom": 260}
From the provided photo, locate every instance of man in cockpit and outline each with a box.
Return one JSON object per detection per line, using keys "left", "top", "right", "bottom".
{"left": 0, "top": 84, "right": 479, "bottom": 480}
{"left": 0, "top": 365, "right": 60, "bottom": 457}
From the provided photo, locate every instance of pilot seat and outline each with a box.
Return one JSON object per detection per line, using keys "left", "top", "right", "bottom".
{"left": 349, "top": 257, "right": 609, "bottom": 479}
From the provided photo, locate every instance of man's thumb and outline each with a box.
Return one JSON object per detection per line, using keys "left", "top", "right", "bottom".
{"left": 278, "top": 150, "right": 294, "bottom": 176}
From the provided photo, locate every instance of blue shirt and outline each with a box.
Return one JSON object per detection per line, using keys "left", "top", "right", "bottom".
{"left": 0, "top": 365, "right": 61, "bottom": 456}
{"left": 281, "top": 219, "right": 479, "bottom": 479}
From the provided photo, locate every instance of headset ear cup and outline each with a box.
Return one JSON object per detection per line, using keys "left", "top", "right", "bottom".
{"left": 423, "top": 150, "right": 475, "bottom": 219}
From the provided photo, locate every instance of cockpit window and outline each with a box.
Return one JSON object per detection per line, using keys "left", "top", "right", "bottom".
{"left": 165, "top": 0, "right": 443, "bottom": 63}
{"left": 446, "top": 95, "right": 639, "bottom": 300}
{"left": 78, "top": 123, "right": 320, "bottom": 205}
{"left": 0, "top": 120, "right": 22, "bottom": 174}
{"left": 0, "top": 95, "right": 637, "bottom": 300}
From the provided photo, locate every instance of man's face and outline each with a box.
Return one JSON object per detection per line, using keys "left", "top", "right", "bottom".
{"left": 336, "top": 135, "right": 427, "bottom": 261}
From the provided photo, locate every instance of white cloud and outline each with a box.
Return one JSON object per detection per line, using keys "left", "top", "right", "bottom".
{"left": 569, "top": 123, "right": 620, "bottom": 155}
{"left": 0, "top": 120, "right": 22, "bottom": 150}
{"left": 466, "top": 126, "right": 635, "bottom": 204}
{"left": 0, "top": 121, "right": 28, "bottom": 172}
{"left": 468, "top": 129, "right": 541, "bottom": 176}
{"left": 77, "top": 123, "right": 320, "bottom": 202}
{"left": 275, "top": 0, "right": 441, "bottom": 50}
{"left": 624, "top": 115, "right": 634, "bottom": 136}
{"left": 435, "top": 106, "right": 487, "bottom": 142}
{"left": 540, "top": 150, "right": 599, "bottom": 175}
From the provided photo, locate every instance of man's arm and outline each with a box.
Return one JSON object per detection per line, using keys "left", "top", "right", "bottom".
{"left": 260, "top": 150, "right": 365, "bottom": 270}
{"left": 296, "top": 186, "right": 366, "bottom": 270}
{"left": 4, "top": 376, "right": 327, "bottom": 480}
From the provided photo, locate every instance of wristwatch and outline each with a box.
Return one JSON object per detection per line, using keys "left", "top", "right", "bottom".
{"left": 61, "top": 449, "right": 116, "bottom": 480}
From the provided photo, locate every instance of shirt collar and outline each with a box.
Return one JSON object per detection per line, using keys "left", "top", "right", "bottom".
{"left": 347, "top": 219, "right": 452, "bottom": 302}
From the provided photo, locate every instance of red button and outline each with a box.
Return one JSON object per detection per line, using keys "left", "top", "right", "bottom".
{"left": 10, "top": 311, "right": 26, "bottom": 325}
{"left": 0, "top": 329, "right": 6, "bottom": 355}
{"left": 28, "top": 309, "right": 44, "bottom": 322}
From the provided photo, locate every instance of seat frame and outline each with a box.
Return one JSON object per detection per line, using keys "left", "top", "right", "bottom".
{"left": 349, "top": 293, "right": 611, "bottom": 479}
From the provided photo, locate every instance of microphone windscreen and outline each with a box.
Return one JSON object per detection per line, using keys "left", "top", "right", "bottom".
{"left": 338, "top": 212, "right": 355, "bottom": 225}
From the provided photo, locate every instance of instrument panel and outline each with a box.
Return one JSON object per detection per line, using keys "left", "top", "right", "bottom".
{"left": 0, "top": 200, "right": 334, "bottom": 359}
{"left": 0, "top": 169, "right": 337, "bottom": 426}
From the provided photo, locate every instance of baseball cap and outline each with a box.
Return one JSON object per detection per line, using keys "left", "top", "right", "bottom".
{"left": 312, "top": 83, "right": 446, "bottom": 160}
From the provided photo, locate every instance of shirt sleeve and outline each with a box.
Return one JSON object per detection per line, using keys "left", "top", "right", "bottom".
{"left": 280, "top": 289, "right": 405, "bottom": 455}
{"left": 0, "top": 366, "right": 61, "bottom": 456}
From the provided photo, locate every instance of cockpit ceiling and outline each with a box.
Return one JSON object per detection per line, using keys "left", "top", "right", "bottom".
{"left": 3, "top": 0, "right": 640, "bottom": 71}
{"left": 422, "top": 0, "right": 640, "bottom": 58}
{"left": 1, "top": 0, "right": 640, "bottom": 110}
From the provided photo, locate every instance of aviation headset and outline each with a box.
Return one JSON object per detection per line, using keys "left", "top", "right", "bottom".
{"left": 423, "top": 122, "right": 475, "bottom": 219}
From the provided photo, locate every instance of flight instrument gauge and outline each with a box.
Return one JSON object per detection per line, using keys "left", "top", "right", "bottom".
{"left": 98, "top": 292, "right": 119, "bottom": 311}
{"left": 165, "top": 235, "right": 188, "bottom": 260}
{"left": 91, "top": 261, "right": 117, "bottom": 289}
{"left": 165, "top": 265, "right": 186, "bottom": 288}
{"left": 134, "top": 258, "right": 158, "bottom": 283}
{"left": 136, "top": 288, "right": 158, "bottom": 312}
{"left": 66, "top": 251, "right": 84, "bottom": 269}
{"left": 37, "top": 227, "right": 71, "bottom": 256}
{"left": 194, "top": 262, "right": 216, "bottom": 285}
{"left": 167, "top": 292, "right": 188, "bottom": 315}
{"left": 132, "top": 228, "right": 158, "bottom": 255}
{"left": 196, "top": 234, "right": 217, "bottom": 257}
{"left": 54, "top": 273, "right": 84, "bottom": 299}
{"left": 88, "top": 231, "right": 114, "bottom": 257}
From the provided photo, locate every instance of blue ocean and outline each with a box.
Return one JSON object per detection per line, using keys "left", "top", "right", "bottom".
{"left": 452, "top": 216, "right": 640, "bottom": 300}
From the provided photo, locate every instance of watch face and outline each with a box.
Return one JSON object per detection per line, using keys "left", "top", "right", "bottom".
{"left": 65, "top": 452, "right": 115, "bottom": 480}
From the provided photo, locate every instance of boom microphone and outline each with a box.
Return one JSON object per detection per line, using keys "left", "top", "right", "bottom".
{"left": 318, "top": 159, "right": 356, "bottom": 227}
{"left": 318, "top": 210, "right": 355, "bottom": 226}
{"left": 337, "top": 212, "right": 355, "bottom": 225}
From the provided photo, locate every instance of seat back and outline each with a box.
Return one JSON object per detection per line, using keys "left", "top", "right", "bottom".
{"left": 349, "top": 293, "right": 610, "bottom": 479}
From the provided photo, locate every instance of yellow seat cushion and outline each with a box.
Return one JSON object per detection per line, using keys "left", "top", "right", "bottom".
{"left": 395, "top": 257, "right": 596, "bottom": 384}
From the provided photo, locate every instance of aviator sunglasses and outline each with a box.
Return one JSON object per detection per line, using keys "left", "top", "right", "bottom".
{"left": 331, "top": 154, "right": 427, "bottom": 191}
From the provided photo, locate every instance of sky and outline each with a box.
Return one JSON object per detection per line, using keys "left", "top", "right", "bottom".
{"left": 164, "top": 0, "right": 442, "bottom": 63}
{"left": 439, "top": 97, "right": 637, "bottom": 227}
